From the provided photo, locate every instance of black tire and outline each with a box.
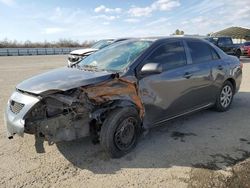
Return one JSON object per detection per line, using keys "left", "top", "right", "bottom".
{"left": 214, "top": 81, "right": 234, "bottom": 112}
{"left": 100, "top": 107, "right": 141, "bottom": 158}
{"left": 236, "top": 49, "right": 241, "bottom": 59}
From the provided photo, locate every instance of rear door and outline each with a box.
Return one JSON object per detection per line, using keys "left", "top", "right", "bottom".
{"left": 184, "top": 39, "right": 218, "bottom": 106}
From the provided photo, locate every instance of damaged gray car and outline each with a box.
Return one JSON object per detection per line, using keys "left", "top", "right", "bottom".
{"left": 5, "top": 37, "right": 242, "bottom": 158}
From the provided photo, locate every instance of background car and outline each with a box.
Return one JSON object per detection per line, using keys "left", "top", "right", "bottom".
{"left": 67, "top": 39, "right": 114, "bottom": 66}
{"left": 205, "top": 36, "right": 242, "bottom": 58}
{"left": 240, "top": 41, "right": 250, "bottom": 57}
{"left": 68, "top": 38, "right": 130, "bottom": 67}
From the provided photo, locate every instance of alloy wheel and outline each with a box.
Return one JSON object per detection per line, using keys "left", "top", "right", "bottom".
{"left": 220, "top": 85, "right": 233, "bottom": 108}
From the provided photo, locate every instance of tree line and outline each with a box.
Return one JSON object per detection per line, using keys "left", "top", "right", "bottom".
{"left": 0, "top": 30, "right": 197, "bottom": 48}
{"left": 0, "top": 39, "right": 94, "bottom": 48}
{"left": 173, "top": 29, "right": 185, "bottom": 35}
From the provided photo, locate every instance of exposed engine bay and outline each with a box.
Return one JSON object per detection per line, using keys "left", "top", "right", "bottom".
{"left": 24, "top": 89, "right": 92, "bottom": 143}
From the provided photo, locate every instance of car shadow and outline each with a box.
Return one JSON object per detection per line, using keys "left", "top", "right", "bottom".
{"left": 56, "top": 92, "right": 250, "bottom": 174}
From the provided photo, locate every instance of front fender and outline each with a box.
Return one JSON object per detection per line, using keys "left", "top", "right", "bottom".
{"left": 91, "top": 100, "right": 140, "bottom": 123}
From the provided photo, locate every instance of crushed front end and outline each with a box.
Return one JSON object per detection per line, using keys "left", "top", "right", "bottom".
{"left": 5, "top": 89, "right": 93, "bottom": 143}
{"left": 4, "top": 76, "right": 144, "bottom": 146}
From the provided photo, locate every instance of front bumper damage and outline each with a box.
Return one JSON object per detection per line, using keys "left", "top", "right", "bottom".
{"left": 5, "top": 89, "right": 91, "bottom": 143}
{"left": 4, "top": 91, "right": 40, "bottom": 139}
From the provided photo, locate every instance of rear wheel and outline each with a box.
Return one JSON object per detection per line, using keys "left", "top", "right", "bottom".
{"left": 214, "top": 81, "right": 234, "bottom": 112}
{"left": 236, "top": 49, "right": 241, "bottom": 59}
{"left": 100, "top": 107, "right": 141, "bottom": 158}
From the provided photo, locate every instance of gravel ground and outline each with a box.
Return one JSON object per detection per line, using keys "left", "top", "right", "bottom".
{"left": 0, "top": 55, "right": 250, "bottom": 188}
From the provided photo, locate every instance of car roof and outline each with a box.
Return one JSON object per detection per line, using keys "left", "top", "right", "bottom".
{"left": 137, "top": 36, "right": 210, "bottom": 43}
{"left": 112, "top": 36, "right": 213, "bottom": 46}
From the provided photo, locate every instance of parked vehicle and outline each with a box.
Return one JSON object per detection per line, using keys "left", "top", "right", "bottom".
{"left": 240, "top": 41, "right": 250, "bottom": 57}
{"left": 205, "top": 36, "right": 242, "bottom": 58}
{"left": 5, "top": 38, "right": 242, "bottom": 158}
{"left": 68, "top": 39, "right": 114, "bottom": 66}
{"left": 68, "top": 38, "right": 129, "bottom": 67}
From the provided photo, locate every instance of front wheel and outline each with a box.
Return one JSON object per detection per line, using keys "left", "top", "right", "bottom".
{"left": 100, "top": 107, "right": 141, "bottom": 158}
{"left": 214, "top": 81, "right": 234, "bottom": 112}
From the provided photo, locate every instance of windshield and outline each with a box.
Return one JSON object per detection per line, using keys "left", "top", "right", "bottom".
{"left": 79, "top": 40, "right": 152, "bottom": 72}
{"left": 91, "top": 40, "right": 113, "bottom": 49}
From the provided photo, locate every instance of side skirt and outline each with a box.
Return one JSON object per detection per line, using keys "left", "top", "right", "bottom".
{"left": 152, "top": 103, "right": 214, "bottom": 127}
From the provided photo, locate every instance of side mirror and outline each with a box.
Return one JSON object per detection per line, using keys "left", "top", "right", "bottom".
{"left": 140, "top": 63, "right": 163, "bottom": 75}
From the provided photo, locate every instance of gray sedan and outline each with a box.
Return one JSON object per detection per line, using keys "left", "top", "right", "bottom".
{"left": 4, "top": 37, "right": 242, "bottom": 158}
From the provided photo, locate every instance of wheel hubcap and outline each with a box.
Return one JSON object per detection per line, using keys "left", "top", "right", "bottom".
{"left": 220, "top": 85, "right": 233, "bottom": 108}
{"left": 114, "top": 117, "right": 136, "bottom": 151}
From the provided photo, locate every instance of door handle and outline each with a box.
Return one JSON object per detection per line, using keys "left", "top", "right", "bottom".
{"left": 183, "top": 72, "right": 193, "bottom": 79}
{"left": 218, "top": 65, "right": 223, "bottom": 70}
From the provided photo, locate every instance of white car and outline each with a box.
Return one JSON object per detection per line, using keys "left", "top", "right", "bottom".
{"left": 68, "top": 39, "right": 114, "bottom": 66}
{"left": 68, "top": 38, "right": 130, "bottom": 67}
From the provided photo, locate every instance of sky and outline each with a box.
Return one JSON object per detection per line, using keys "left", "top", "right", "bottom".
{"left": 0, "top": 0, "right": 249, "bottom": 42}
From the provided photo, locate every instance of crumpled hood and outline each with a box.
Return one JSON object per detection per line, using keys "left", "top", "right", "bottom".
{"left": 16, "top": 67, "right": 112, "bottom": 94}
{"left": 70, "top": 48, "right": 98, "bottom": 55}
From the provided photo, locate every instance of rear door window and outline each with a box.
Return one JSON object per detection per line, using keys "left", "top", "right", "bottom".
{"left": 187, "top": 40, "right": 214, "bottom": 64}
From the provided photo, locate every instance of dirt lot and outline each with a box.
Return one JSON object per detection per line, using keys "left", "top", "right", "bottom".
{"left": 0, "top": 55, "right": 250, "bottom": 188}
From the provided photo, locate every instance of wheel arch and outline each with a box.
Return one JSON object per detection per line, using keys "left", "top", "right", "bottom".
{"left": 91, "top": 99, "right": 142, "bottom": 124}
{"left": 225, "top": 77, "right": 236, "bottom": 94}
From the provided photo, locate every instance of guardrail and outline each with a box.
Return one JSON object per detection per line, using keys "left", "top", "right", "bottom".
{"left": 0, "top": 48, "right": 81, "bottom": 56}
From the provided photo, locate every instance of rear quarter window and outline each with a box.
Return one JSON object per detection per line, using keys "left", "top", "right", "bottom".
{"left": 210, "top": 47, "right": 220, "bottom": 60}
